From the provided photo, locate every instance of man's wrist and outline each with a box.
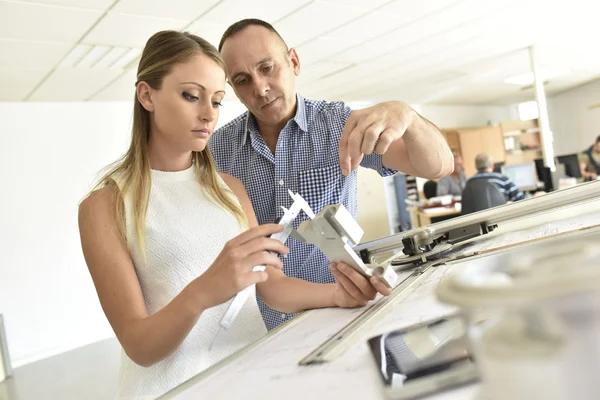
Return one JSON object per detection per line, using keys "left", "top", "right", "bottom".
{"left": 327, "top": 283, "right": 340, "bottom": 308}
{"left": 402, "top": 103, "right": 419, "bottom": 143}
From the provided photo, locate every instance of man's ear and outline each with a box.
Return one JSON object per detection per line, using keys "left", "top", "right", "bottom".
{"left": 136, "top": 81, "right": 154, "bottom": 112}
{"left": 288, "top": 48, "right": 300, "bottom": 77}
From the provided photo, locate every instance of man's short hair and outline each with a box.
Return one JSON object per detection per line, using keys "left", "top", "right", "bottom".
{"left": 218, "top": 18, "right": 288, "bottom": 52}
{"left": 475, "top": 153, "right": 493, "bottom": 172}
{"left": 595, "top": 135, "right": 600, "bottom": 144}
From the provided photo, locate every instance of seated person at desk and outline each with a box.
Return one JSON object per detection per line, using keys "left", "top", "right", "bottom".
{"left": 436, "top": 152, "right": 466, "bottom": 197}
{"left": 467, "top": 153, "right": 525, "bottom": 202}
{"left": 578, "top": 135, "right": 600, "bottom": 181}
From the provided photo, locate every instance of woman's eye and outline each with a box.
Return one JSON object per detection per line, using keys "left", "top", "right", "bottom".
{"left": 263, "top": 65, "right": 273, "bottom": 73}
{"left": 212, "top": 101, "right": 223, "bottom": 108}
{"left": 183, "top": 92, "right": 198, "bottom": 101}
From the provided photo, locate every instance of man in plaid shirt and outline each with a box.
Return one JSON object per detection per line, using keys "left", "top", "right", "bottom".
{"left": 209, "top": 19, "right": 454, "bottom": 330}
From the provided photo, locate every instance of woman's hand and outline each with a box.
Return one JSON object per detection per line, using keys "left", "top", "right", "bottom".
{"left": 193, "top": 224, "right": 289, "bottom": 309}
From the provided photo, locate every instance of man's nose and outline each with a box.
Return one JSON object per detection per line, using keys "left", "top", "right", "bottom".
{"left": 252, "top": 76, "right": 269, "bottom": 97}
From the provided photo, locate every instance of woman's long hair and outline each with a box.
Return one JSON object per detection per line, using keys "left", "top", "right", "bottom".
{"left": 89, "top": 30, "right": 246, "bottom": 258}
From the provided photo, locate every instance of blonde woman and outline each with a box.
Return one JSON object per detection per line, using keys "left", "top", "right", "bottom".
{"left": 78, "top": 30, "right": 391, "bottom": 399}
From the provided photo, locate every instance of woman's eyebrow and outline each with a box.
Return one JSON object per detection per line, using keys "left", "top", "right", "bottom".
{"left": 180, "top": 82, "right": 225, "bottom": 94}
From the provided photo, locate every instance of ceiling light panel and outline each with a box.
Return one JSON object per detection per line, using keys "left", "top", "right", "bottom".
{"left": 110, "top": 48, "right": 142, "bottom": 69}
{"left": 75, "top": 45, "right": 111, "bottom": 68}
{"left": 93, "top": 47, "right": 131, "bottom": 69}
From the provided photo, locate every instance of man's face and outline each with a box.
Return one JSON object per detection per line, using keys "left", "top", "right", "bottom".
{"left": 220, "top": 25, "right": 300, "bottom": 127}
{"left": 594, "top": 141, "right": 600, "bottom": 153}
{"left": 454, "top": 156, "right": 464, "bottom": 174}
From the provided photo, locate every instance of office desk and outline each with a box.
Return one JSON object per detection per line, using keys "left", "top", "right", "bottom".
{"left": 161, "top": 202, "right": 600, "bottom": 400}
{"left": 409, "top": 206, "right": 462, "bottom": 227}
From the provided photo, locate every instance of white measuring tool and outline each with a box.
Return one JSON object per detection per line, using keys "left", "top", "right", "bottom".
{"left": 209, "top": 190, "right": 315, "bottom": 350}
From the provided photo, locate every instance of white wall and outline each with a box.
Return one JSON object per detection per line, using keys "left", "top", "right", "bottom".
{"left": 0, "top": 102, "right": 131, "bottom": 367}
{"left": 0, "top": 100, "right": 248, "bottom": 368}
{"left": 416, "top": 104, "right": 518, "bottom": 129}
{"left": 548, "top": 79, "right": 600, "bottom": 155}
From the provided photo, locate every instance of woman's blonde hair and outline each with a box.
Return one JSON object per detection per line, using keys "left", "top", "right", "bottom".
{"left": 90, "top": 30, "right": 246, "bottom": 257}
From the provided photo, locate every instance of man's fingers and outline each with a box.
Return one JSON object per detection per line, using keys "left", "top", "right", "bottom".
{"left": 337, "top": 262, "right": 377, "bottom": 300}
{"left": 370, "top": 276, "right": 392, "bottom": 296}
{"left": 360, "top": 122, "right": 384, "bottom": 155}
{"left": 339, "top": 113, "right": 358, "bottom": 176}
{"left": 345, "top": 123, "right": 365, "bottom": 173}
{"left": 373, "top": 128, "right": 396, "bottom": 155}
{"left": 330, "top": 264, "right": 366, "bottom": 304}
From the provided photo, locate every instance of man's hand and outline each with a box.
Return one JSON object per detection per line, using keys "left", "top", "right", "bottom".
{"left": 329, "top": 262, "right": 392, "bottom": 308}
{"left": 339, "top": 101, "right": 414, "bottom": 176}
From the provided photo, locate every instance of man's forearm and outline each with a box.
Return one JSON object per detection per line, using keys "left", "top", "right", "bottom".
{"left": 403, "top": 110, "right": 454, "bottom": 179}
{"left": 257, "top": 276, "right": 337, "bottom": 313}
{"left": 381, "top": 103, "right": 454, "bottom": 179}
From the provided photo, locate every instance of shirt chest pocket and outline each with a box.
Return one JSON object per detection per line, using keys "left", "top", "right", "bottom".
{"left": 298, "top": 163, "right": 343, "bottom": 214}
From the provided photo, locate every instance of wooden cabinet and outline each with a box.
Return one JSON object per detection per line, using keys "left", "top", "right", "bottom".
{"left": 441, "top": 126, "right": 506, "bottom": 177}
{"left": 500, "top": 119, "right": 543, "bottom": 166}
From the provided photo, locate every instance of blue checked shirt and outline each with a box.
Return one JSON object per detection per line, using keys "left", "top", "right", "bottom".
{"left": 209, "top": 93, "right": 396, "bottom": 330}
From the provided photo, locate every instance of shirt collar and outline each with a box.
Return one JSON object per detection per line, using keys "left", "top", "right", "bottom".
{"left": 293, "top": 92, "right": 308, "bottom": 132}
{"left": 242, "top": 92, "right": 308, "bottom": 144}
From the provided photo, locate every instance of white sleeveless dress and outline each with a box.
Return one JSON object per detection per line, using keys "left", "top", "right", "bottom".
{"left": 116, "top": 165, "right": 267, "bottom": 400}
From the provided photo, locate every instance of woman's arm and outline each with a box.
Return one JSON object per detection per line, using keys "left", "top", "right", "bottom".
{"left": 79, "top": 185, "right": 286, "bottom": 367}
{"left": 220, "top": 174, "right": 392, "bottom": 314}
{"left": 78, "top": 187, "right": 210, "bottom": 367}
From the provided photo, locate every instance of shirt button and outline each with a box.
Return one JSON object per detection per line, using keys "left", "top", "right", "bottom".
{"left": 279, "top": 179, "right": 284, "bottom": 186}
{"left": 281, "top": 313, "right": 286, "bottom": 319}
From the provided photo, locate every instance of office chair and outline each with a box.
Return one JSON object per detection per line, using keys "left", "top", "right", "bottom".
{"left": 423, "top": 180, "right": 438, "bottom": 199}
{"left": 461, "top": 179, "right": 506, "bottom": 215}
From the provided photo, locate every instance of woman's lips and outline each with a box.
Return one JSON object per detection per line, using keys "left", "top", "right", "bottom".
{"left": 192, "top": 129, "right": 209, "bottom": 138}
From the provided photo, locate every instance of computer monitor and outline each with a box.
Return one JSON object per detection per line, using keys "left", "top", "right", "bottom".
{"left": 493, "top": 162, "right": 505, "bottom": 173}
{"left": 534, "top": 158, "right": 553, "bottom": 192}
{"left": 501, "top": 162, "right": 539, "bottom": 192}
{"left": 556, "top": 154, "right": 582, "bottom": 179}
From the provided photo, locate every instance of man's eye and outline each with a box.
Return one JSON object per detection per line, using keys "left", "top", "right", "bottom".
{"left": 235, "top": 79, "right": 248, "bottom": 86}
{"left": 183, "top": 92, "right": 198, "bottom": 101}
{"left": 263, "top": 65, "right": 273, "bottom": 73}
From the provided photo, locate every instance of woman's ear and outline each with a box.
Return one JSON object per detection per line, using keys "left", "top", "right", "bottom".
{"left": 136, "top": 81, "right": 154, "bottom": 112}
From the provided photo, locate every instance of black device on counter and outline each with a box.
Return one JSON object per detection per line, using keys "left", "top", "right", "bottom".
{"left": 367, "top": 313, "right": 478, "bottom": 399}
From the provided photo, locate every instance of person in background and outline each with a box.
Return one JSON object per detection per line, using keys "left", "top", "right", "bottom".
{"left": 467, "top": 153, "right": 525, "bottom": 202}
{"left": 209, "top": 18, "right": 454, "bottom": 331}
{"left": 578, "top": 135, "right": 600, "bottom": 181}
{"left": 436, "top": 152, "right": 466, "bottom": 196}
{"left": 77, "top": 30, "right": 391, "bottom": 400}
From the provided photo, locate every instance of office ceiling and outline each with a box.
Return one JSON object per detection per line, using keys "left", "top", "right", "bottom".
{"left": 1, "top": 0, "right": 599, "bottom": 105}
